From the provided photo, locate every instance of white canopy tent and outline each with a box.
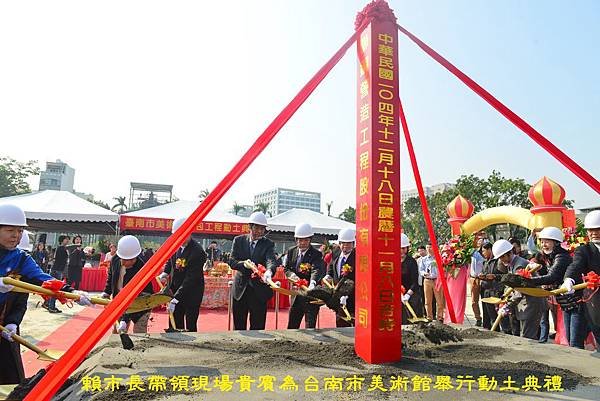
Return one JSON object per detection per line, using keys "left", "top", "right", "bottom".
{"left": 0, "top": 190, "right": 119, "bottom": 234}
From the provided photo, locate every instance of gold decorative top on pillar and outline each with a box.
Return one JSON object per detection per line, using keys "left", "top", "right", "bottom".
{"left": 447, "top": 195, "right": 474, "bottom": 235}
{"left": 528, "top": 176, "right": 566, "bottom": 214}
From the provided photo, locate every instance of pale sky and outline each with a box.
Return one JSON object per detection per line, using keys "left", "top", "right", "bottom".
{"left": 1, "top": 1, "right": 598, "bottom": 215}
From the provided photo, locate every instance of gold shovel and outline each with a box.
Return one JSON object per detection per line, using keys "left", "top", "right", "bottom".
{"left": 0, "top": 324, "right": 64, "bottom": 362}
{"left": 0, "top": 384, "right": 18, "bottom": 400}
{"left": 3, "top": 277, "right": 109, "bottom": 306}
{"left": 481, "top": 296, "right": 503, "bottom": 305}
{"left": 490, "top": 288, "right": 514, "bottom": 332}
{"left": 514, "top": 282, "right": 589, "bottom": 297}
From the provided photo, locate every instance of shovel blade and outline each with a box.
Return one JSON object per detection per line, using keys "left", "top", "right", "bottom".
{"left": 481, "top": 296, "right": 503, "bottom": 304}
{"left": 126, "top": 294, "right": 172, "bottom": 313}
{"left": 37, "top": 349, "right": 64, "bottom": 362}
{"left": 120, "top": 333, "right": 134, "bottom": 350}
{"left": 0, "top": 384, "right": 18, "bottom": 400}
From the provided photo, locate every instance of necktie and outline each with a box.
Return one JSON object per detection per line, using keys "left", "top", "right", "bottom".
{"left": 296, "top": 251, "right": 303, "bottom": 268}
{"left": 250, "top": 241, "right": 256, "bottom": 256}
{"left": 339, "top": 256, "right": 347, "bottom": 276}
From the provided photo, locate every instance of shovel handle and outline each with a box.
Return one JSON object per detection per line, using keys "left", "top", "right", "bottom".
{"left": 3, "top": 277, "right": 109, "bottom": 306}
{"left": 550, "top": 282, "right": 589, "bottom": 295}
{"left": 0, "top": 324, "right": 56, "bottom": 361}
{"left": 491, "top": 288, "right": 515, "bottom": 332}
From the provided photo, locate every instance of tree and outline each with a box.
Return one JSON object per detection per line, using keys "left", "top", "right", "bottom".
{"left": 92, "top": 199, "right": 111, "bottom": 210}
{"left": 326, "top": 201, "right": 333, "bottom": 216}
{"left": 232, "top": 202, "right": 246, "bottom": 215}
{"left": 254, "top": 202, "right": 271, "bottom": 216}
{"left": 0, "top": 156, "right": 40, "bottom": 197}
{"left": 198, "top": 189, "right": 210, "bottom": 201}
{"left": 112, "top": 196, "right": 128, "bottom": 214}
{"left": 338, "top": 206, "right": 356, "bottom": 223}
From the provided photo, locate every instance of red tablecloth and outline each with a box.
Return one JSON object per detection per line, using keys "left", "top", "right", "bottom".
{"left": 80, "top": 267, "right": 108, "bottom": 292}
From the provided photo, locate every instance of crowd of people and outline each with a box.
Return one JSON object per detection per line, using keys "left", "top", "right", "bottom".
{"left": 2, "top": 201, "right": 600, "bottom": 385}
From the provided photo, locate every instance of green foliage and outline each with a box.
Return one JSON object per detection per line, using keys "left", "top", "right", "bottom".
{"left": 254, "top": 202, "right": 271, "bottom": 216}
{"left": 92, "top": 199, "right": 111, "bottom": 210}
{"left": 338, "top": 206, "right": 356, "bottom": 223}
{"left": 232, "top": 202, "right": 246, "bottom": 215}
{"left": 0, "top": 156, "right": 40, "bottom": 197}
{"left": 112, "top": 196, "right": 128, "bottom": 213}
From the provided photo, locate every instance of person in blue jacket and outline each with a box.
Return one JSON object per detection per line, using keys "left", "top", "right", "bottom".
{"left": 0, "top": 204, "right": 91, "bottom": 384}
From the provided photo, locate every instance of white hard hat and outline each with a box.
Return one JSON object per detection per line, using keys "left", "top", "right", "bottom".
{"left": 248, "top": 211, "right": 268, "bottom": 227}
{"left": 17, "top": 230, "right": 31, "bottom": 250}
{"left": 584, "top": 210, "right": 600, "bottom": 230}
{"left": 172, "top": 217, "right": 187, "bottom": 234}
{"left": 492, "top": 239, "right": 513, "bottom": 259}
{"left": 294, "top": 223, "right": 313, "bottom": 238}
{"left": 116, "top": 235, "right": 142, "bottom": 259}
{"left": 338, "top": 228, "right": 355, "bottom": 243}
{"left": 0, "top": 204, "right": 28, "bottom": 227}
{"left": 538, "top": 227, "right": 564, "bottom": 242}
{"left": 400, "top": 233, "right": 410, "bottom": 248}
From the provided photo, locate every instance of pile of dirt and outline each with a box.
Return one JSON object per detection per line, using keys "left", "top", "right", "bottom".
{"left": 6, "top": 370, "right": 74, "bottom": 401}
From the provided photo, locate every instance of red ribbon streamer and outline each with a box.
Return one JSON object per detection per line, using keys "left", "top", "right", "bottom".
{"left": 584, "top": 271, "right": 600, "bottom": 289}
{"left": 251, "top": 264, "right": 267, "bottom": 280}
{"left": 25, "top": 24, "right": 368, "bottom": 401}
{"left": 398, "top": 98, "right": 457, "bottom": 323}
{"left": 396, "top": 24, "right": 600, "bottom": 196}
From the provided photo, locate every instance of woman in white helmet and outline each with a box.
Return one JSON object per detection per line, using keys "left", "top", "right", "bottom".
{"left": 400, "top": 233, "right": 421, "bottom": 324}
{"left": 0, "top": 204, "right": 91, "bottom": 384}
{"left": 101, "top": 235, "right": 155, "bottom": 333}
{"left": 562, "top": 210, "right": 600, "bottom": 351}
{"left": 521, "top": 227, "right": 573, "bottom": 344}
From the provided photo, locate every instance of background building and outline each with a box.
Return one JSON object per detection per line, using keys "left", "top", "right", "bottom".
{"left": 254, "top": 188, "right": 321, "bottom": 216}
{"left": 400, "top": 183, "right": 454, "bottom": 203}
{"left": 38, "top": 160, "right": 75, "bottom": 192}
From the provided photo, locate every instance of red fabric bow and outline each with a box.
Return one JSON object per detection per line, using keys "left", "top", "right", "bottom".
{"left": 400, "top": 285, "right": 406, "bottom": 295}
{"left": 41, "top": 279, "right": 69, "bottom": 304}
{"left": 295, "top": 279, "right": 309, "bottom": 288}
{"left": 583, "top": 271, "right": 600, "bottom": 289}
{"left": 251, "top": 264, "right": 267, "bottom": 280}
{"left": 517, "top": 269, "right": 532, "bottom": 279}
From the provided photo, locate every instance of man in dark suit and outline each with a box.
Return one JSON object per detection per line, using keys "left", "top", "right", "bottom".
{"left": 284, "top": 223, "right": 325, "bottom": 329}
{"left": 324, "top": 228, "right": 356, "bottom": 327}
{"left": 562, "top": 210, "right": 600, "bottom": 350}
{"left": 101, "top": 235, "right": 154, "bottom": 333}
{"left": 229, "top": 212, "right": 277, "bottom": 330}
{"left": 160, "top": 217, "right": 207, "bottom": 332}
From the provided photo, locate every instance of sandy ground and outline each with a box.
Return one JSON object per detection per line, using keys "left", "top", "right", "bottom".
{"left": 10, "top": 286, "right": 595, "bottom": 401}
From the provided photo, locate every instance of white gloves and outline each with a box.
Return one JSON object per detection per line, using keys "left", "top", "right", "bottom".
{"left": 159, "top": 272, "right": 169, "bottom": 284}
{"left": 401, "top": 293, "right": 411, "bottom": 303}
{"left": 262, "top": 269, "right": 272, "bottom": 283}
{"left": 73, "top": 290, "right": 92, "bottom": 306}
{"left": 117, "top": 321, "right": 128, "bottom": 333}
{"left": 1, "top": 324, "right": 17, "bottom": 342}
{"left": 339, "top": 296, "right": 348, "bottom": 306}
{"left": 498, "top": 305, "right": 510, "bottom": 317}
{"left": 168, "top": 298, "right": 179, "bottom": 313}
{"left": 0, "top": 277, "right": 14, "bottom": 294}
{"left": 308, "top": 280, "right": 316, "bottom": 290}
{"left": 323, "top": 275, "right": 332, "bottom": 282}
{"left": 561, "top": 278, "right": 575, "bottom": 295}
{"left": 100, "top": 292, "right": 111, "bottom": 299}
{"left": 289, "top": 273, "right": 300, "bottom": 282}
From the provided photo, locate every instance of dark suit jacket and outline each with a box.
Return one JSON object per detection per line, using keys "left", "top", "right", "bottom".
{"left": 565, "top": 243, "right": 600, "bottom": 282}
{"left": 53, "top": 245, "right": 68, "bottom": 271}
{"left": 327, "top": 249, "right": 355, "bottom": 284}
{"left": 327, "top": 249, "right": 355, "bottom": 312}
{"left": 401, "top": 255, "right": 419, "bottom": 294}
{"left": 164, "top": 239, "right": 206, "bottom": 305}
{"left": 284, "top": 245, "right": 325, "bottom": 283}
{"left": 229, "top": 234, "right": 277, "bottom": 302}
{"left": 104, "top": 256, "right": 154, "bottom": 298}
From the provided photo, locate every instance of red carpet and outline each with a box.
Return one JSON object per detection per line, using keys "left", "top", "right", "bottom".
{"left": 22, "top": 306, "right": 339, "bottom": 376}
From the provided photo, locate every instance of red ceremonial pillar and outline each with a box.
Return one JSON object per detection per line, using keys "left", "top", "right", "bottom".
{"left": 354, "top": 0, "right": 402, "bottom": 364}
